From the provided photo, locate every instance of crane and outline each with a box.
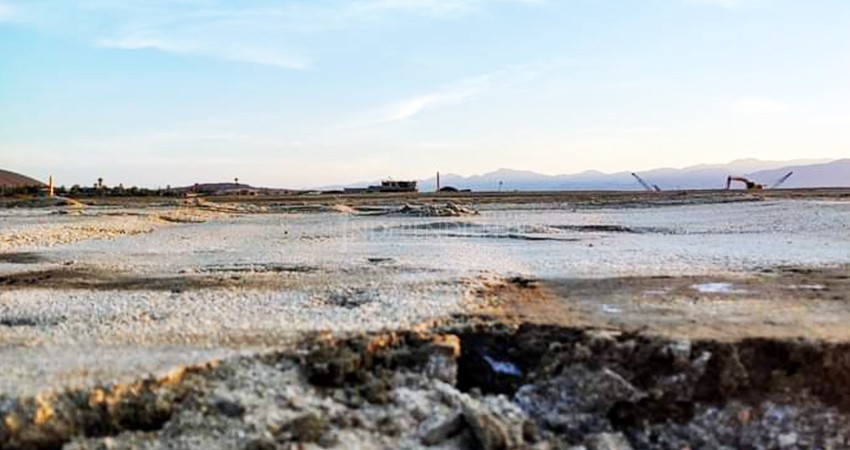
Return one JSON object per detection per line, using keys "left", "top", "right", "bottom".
{"left": 726, "top": 176, "right": 764, "bottom": 190}
{"left": 725, "top": 171, "right": 794, "bottom": 191}
{"left": 631, "top": 173, "right": 661, "bottom": 192}
{"left": 769, "top": 171, "right": 794, "bottom": 189}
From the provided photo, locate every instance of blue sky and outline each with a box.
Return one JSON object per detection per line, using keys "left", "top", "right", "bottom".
{"left": 1, "top": 0, "right": 849, "bottom": 188}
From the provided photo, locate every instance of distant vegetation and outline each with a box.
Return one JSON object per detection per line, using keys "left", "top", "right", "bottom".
{"left": 0, "top": 185, "right": 182, "bottom": 198}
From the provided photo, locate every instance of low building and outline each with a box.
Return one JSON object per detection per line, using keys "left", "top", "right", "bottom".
{"left": 367, "top": 180, "right": 418, "bottom": 193}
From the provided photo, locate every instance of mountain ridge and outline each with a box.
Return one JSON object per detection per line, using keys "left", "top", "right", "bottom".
{"left": 323, "top": 158, "right": 844, "bottom": 191}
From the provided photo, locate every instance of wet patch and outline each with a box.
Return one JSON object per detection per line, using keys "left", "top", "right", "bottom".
{"left": 691, "top": 282, "right": 749, "bottom": 294}
{"left": 323, "top": 288, "right": 379, "bottom": 309}
{"left": 443, "top": 232, "right": 579, "bottom": 242}
{"left": 379, "top": 222, "right": 579, "bottom": 242}
{"left": 197, "top": 263, "right": 319, "bottom": 274}
{"left": 0, "top": 252, "right": 47, "bottom": 264}
{"left": 0, "top": 267, "right": 297, "bottom": 292}
{"left": 550, "top": 224, "right": 669, "bottom": 234}
{"left": 786, "top": 284, "right": 826, "bottom": 291}
{"left": 472, "top": 267, "right": 850, "bottom": 341}
{"left": 366, "top": 257, "right": 395, "bottom": 264}
{"left": 0, "top": 315, "right": 65, "bottom": 327}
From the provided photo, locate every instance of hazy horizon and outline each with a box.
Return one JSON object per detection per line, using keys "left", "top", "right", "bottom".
{"left": 2, "top": 0, "right": 849, "bottom": 188}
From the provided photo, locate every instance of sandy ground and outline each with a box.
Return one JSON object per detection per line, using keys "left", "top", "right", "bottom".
{"left": 0, "top": 199, "right": 848, "bottom": 393}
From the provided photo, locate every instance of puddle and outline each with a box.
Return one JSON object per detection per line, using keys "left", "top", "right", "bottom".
{"left": 691, "top": 282, "right": 748, "bottom": 294}
{"left": 786, "top": 284, "right": 826, "bottom": 291}
{"left": 601, "top": 304, "right": 623, "bottom": 314}
{"left": 482, "top": 355, "right": 523, "bottom": 377}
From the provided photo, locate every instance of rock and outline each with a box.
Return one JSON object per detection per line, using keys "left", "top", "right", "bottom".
{"left": 424, "top": 336, "right": 460, "bottom": 384}
{"left": 778, "top": 432, "right": 798, "bottom": 448}
{"left": 425, "top": 353, "right": 458, "bottom": 385}
{"left": 243, "top": 438, "right": 276, "bottom": 450}
{"left": 664, "top": 340, "right": 692, "bottom": 366}
{"left": 212, "top": 398, "right": 245, "bottom": 418}
{"left": 515, "top": 366, "right": 643, "bottom": 436}
{"left": 584, "top": 432, "right": 633, "bottom": 450}
{"left": 287, "top": 413, "right": 330, "bottom": 443}
{"left": 318, "top": 432, "right": 340, "bottom": 448}
{"left": 462, "top": 395, "right": 528, "bottom": 450}
{"left": 419, "top": 410, "right": 465, "bottom": 446}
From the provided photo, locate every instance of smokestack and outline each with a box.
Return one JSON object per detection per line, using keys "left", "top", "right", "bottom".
{"left": 436, "top": 171, "right": 441, "bottom": 192}
{"left": 48, "top": 175, "right": 54, "bottom": 198}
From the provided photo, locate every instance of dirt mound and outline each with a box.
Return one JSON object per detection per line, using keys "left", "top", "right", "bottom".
{"left": 0, "top": 169, "right": 43, "bottom": 188}
{"left": 183, "top": 198, "right": 269, "bottom": 213}
{"left": 393, "top": 202, "right": 480, "bottom": 217}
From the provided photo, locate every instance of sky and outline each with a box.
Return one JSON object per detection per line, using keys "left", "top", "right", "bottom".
{"left": 1, "top": 0, "right": 849, "bottom": 188}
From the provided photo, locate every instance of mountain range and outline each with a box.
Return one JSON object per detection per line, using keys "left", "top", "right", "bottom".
{"left": 333, "top": 158, "right": 849, "bottom": 192}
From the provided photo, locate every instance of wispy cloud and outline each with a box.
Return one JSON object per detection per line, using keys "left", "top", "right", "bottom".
{"left": 97, "top": 35, "right": 310, "bottom": 69}
{"left": 684, "top": 0, "right": 766, "bottom": 9}
{"left": 0, "top": 2, "right": 13, "bottom": 21}
{"left": 352, "top": 0, "right": 544, "bottom": 16}
{"left": 356, "top": 59, "right": 566, "bottom": 126}
{"left": 729, "top": 97, "right": 790, "bottom": 114}
{"left": 4, "top": 0, "right": 542, "bottom": 68}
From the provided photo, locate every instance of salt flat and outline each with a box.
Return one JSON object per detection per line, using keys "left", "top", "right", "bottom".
{"left": 0, "top": 199, "right": 849, "bottom": 396}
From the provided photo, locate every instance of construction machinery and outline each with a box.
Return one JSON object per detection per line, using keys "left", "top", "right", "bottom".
{"left": 768, "top": 171, "right": 794, "bottom": 189}
{"left": 725, "top": 171, "right": 793, "bottom": 191}
{"left": 631, "top": 173, "right": 662, "bottom": 192}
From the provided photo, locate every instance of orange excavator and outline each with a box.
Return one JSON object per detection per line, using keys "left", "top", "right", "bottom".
{"left": 725, "top": 171, "right": 793, "bottom": 190}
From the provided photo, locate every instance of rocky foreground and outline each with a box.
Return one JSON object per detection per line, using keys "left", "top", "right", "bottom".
{"left": 3, "top": 322, "right": 850, "bottom": 450}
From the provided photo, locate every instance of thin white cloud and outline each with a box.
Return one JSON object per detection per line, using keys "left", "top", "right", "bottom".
{"left": 97, "top": 35, "right": 310, "bottom": 69}
{"left": 354, "top": 0, "right": 545, "bottom": 16}
{"left": 0, "top": 3, "right": 13, "bottom": 20}
{"left": 357, "top": 59, "right": 565, "bottom": 126}
{"left": 4, "top": 0, "right": 542, "bottom": 68}
{"left": 685, "top": 0, "right": 765, "bottom": 9}
{"left": 729, "top": 97, "right": 790, "bottom": 114}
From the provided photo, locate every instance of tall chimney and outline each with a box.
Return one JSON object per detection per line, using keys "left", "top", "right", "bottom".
{"left": 436, "top": 171, "right": 441, "bottom": 192}
{"left": 48, "top": 175, "right": 55, "bottom": 198}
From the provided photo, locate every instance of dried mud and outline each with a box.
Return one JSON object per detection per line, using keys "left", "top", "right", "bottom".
{"left": 3, "top": 323, "right": 850, "bottom": 449}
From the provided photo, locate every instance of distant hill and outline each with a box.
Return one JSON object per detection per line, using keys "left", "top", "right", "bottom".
{"left": 173, "top": 182, "right": 252, "bottom": 193}
{"left": 173, "top": 182, "right": 297, "bottom": 195}
{"left": 748, "top": 159, "right": 850, "bottom": 189}
{"left": 0, "top": 169, "right": 44, "bottom": 188}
